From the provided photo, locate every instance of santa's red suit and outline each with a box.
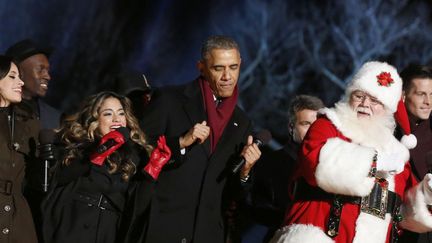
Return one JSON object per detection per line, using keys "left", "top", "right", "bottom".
{"left": 271, "top": 102, "right": 432, "bottom": 243}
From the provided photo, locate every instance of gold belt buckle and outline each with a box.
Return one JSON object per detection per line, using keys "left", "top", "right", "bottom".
{"left": 360, "top": 180, "right": 388, "bottom": 219}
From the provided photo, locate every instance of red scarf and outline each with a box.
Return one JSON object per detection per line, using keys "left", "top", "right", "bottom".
{"left": 199, "top": 78, "right": 238, "bottom": 152}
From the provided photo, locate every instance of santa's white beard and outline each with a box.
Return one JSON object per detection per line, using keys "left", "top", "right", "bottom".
{"left": 333, "top": 102, "right": 396, "bottom": 150}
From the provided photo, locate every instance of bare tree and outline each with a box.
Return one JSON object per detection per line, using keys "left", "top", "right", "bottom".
{"left": 211, "top": 0, "right": 432, "bottom": 141}
{"left": 210, "top": 0, "right": 309, "bottom": 142}
{"left": 299, "top": 0, "right": 432, "bottom": 89}
{"left": 4, "top": 0, "right": 432, "bottom": 142}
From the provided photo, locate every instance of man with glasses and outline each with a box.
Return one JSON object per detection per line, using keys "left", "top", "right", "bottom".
{"left": 271, "top": 61, "right": 432, "bottom": 243}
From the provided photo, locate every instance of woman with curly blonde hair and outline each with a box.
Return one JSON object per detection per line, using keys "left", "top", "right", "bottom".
{"left": 42, "top": 91, "right": 171, "bottom": 243}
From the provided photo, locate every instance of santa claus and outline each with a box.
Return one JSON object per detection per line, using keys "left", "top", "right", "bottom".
{"left": 271, "top": 61, "right": 432, "bottom": 243}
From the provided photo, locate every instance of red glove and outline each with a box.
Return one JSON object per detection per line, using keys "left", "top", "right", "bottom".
{"left": 90, "top": 130, "right": 127, "bottom": 166}
{"left": 144, "top": 136, "right": 172, "bottom": 180}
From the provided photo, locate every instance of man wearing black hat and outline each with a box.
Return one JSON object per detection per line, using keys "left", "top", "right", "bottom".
{"left": 5, "top": 39, "right": 61, "bottom": 241}
{"left": 6, "top": 39, "right": 61, "bottom": 129}
{"left": 114, "top": 71, "right": 153, "bottom": 121}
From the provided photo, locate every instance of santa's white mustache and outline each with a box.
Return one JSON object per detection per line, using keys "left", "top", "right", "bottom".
{"left": 355, "top": 107, "right": 372, "bottom": 115}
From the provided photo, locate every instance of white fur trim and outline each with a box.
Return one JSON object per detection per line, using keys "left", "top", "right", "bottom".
{"left": 400, "top": 181, "right": 432, "bottom": 232}
{"left": 321, "top": 103, "right": 409, "bottom": 164}
{"left": 270, "top": 224, "right": 334, "bottom": 243}
{"left": 346, "top": 61, "right": 402, "bottom": 112}
{"left": 401, "top": 134, "right": 417, "bottom": 149}
{"left": 423, "top": 174, "right": 432, "bottom": 205}
{"left": 316, "top": 137, "right": 375, "bottom": 196}
{"left": 321, "top": 103, "right": 395, "bottom": 151}
{"left": 352, "top": 213, "right": 391, "bottom": 243}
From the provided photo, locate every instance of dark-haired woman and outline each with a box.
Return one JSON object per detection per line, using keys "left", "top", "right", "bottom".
{"left": 0, "top": 55, "right": 39, "bottom": 243}
{"left": 41, "top": 91, "right": 171, "bottom": 243}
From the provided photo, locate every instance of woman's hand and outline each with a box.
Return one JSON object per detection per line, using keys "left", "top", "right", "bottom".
{"left": 89, "top": 128, "right": 128, "bottom": 166}
{"left": 144, "top": 136, "right": 172, "bottom": 180}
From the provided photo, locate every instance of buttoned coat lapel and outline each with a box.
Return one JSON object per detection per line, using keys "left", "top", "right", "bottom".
{"left": 209, "top": 107, "right": 250, "bottom": 166}
{"left": 182, "top": 80, "right": 211, "bottom": 156}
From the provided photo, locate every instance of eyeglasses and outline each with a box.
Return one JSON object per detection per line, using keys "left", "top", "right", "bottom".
{"left": 351, "top": 91, "right": 383, "bottom": 106}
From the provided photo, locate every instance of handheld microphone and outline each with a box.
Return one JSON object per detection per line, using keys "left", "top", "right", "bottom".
{"left": 96, "top": 127, "right": 130, "bottom": 154}
{"left": 231, "top": 130, "right": 272, "bottom": 174}
{"left": 38, "top": 129, "right": 57, "bottom": 192}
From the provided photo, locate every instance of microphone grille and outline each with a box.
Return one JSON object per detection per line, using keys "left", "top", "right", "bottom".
{"left": 255, "top": 129, "right": 272, "bottom": 145}
{"left": 116, "top": 127, "right": 131, "bottom": 142}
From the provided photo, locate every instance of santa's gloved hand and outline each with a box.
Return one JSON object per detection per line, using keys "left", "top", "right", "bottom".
{"left": 90, "top": 129, "right": 128, "bottom": 166}
{"left": 144, "top": 136, "right": 172, "bottom": 180}
{"left": 376, "top": 152, "right": 405, "bottom": 175}
{"left": 422, "top": 173, "right": 432, "bottom": 205}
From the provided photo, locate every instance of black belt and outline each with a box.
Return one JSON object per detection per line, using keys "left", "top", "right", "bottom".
{"left": 0, "top": 179, "right": 12, "bottom": 195}
{"left": 296, "top": 179, "right": 359, "bottom": 202}
{"left": 73, "top": 192, "right": 118, "bottom": 212}
{"left": 361, "top": 182, "right": 402, "bottom": 216}
{"left": 295, "top": 179, "right": 402, "bottom": 240}
{"left": 295, "top": 179, "right": 400, "bottom": 214}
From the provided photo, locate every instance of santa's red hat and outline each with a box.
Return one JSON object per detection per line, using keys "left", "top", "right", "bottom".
{"left": 395, "top": 99, "right": 417, "bottom": 149}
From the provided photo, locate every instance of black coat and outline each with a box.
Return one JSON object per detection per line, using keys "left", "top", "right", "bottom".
{"left": 248, "top": 140, "right": 299, "bottom": 225}
{"left": 21, "top": 98, "right": 61, "bottom": 130}
{"left": 18, "top": 99, "right": 61, "bottom": 241}
{"left": 127, "top": 80, "right": 253, "bottom": 243}
{"left": 239, "top": 139, "right": 299, "bottom": 242}
{"left": 41, "top": 142, "right": 151, "bottom": 243}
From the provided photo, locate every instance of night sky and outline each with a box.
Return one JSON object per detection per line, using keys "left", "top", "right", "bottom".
{"left": 1, "top": 0, "right": 431, "bottom": 142}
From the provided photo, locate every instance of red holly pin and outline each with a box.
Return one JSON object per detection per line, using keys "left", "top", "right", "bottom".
{"left": 376, "top": 72, "right": 394, "bottom": 87}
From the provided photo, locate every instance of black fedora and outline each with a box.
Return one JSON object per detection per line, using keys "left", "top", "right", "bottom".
{"left": 5, "top": 39, "right": 52, "bottom": 63}
{"left": 115, "top": 71, "right": 152, "bottom": 96}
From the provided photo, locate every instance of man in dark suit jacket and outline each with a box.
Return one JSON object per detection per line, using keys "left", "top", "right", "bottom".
{"left": 126, "top": 35, "right": 262, "bottom": 243}
{"left": 397, "top": 64, "right": 432, "bottom": 243}
{"left": 240, "top": 95, "right": 324, "bottom": 243}
{"left": 5, "top": 39, "right": 62, "bottom": 242}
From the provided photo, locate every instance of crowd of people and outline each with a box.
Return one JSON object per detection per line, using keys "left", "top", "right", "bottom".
{"left": 1, "top": 35, "right": 432, "bottom": 243}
